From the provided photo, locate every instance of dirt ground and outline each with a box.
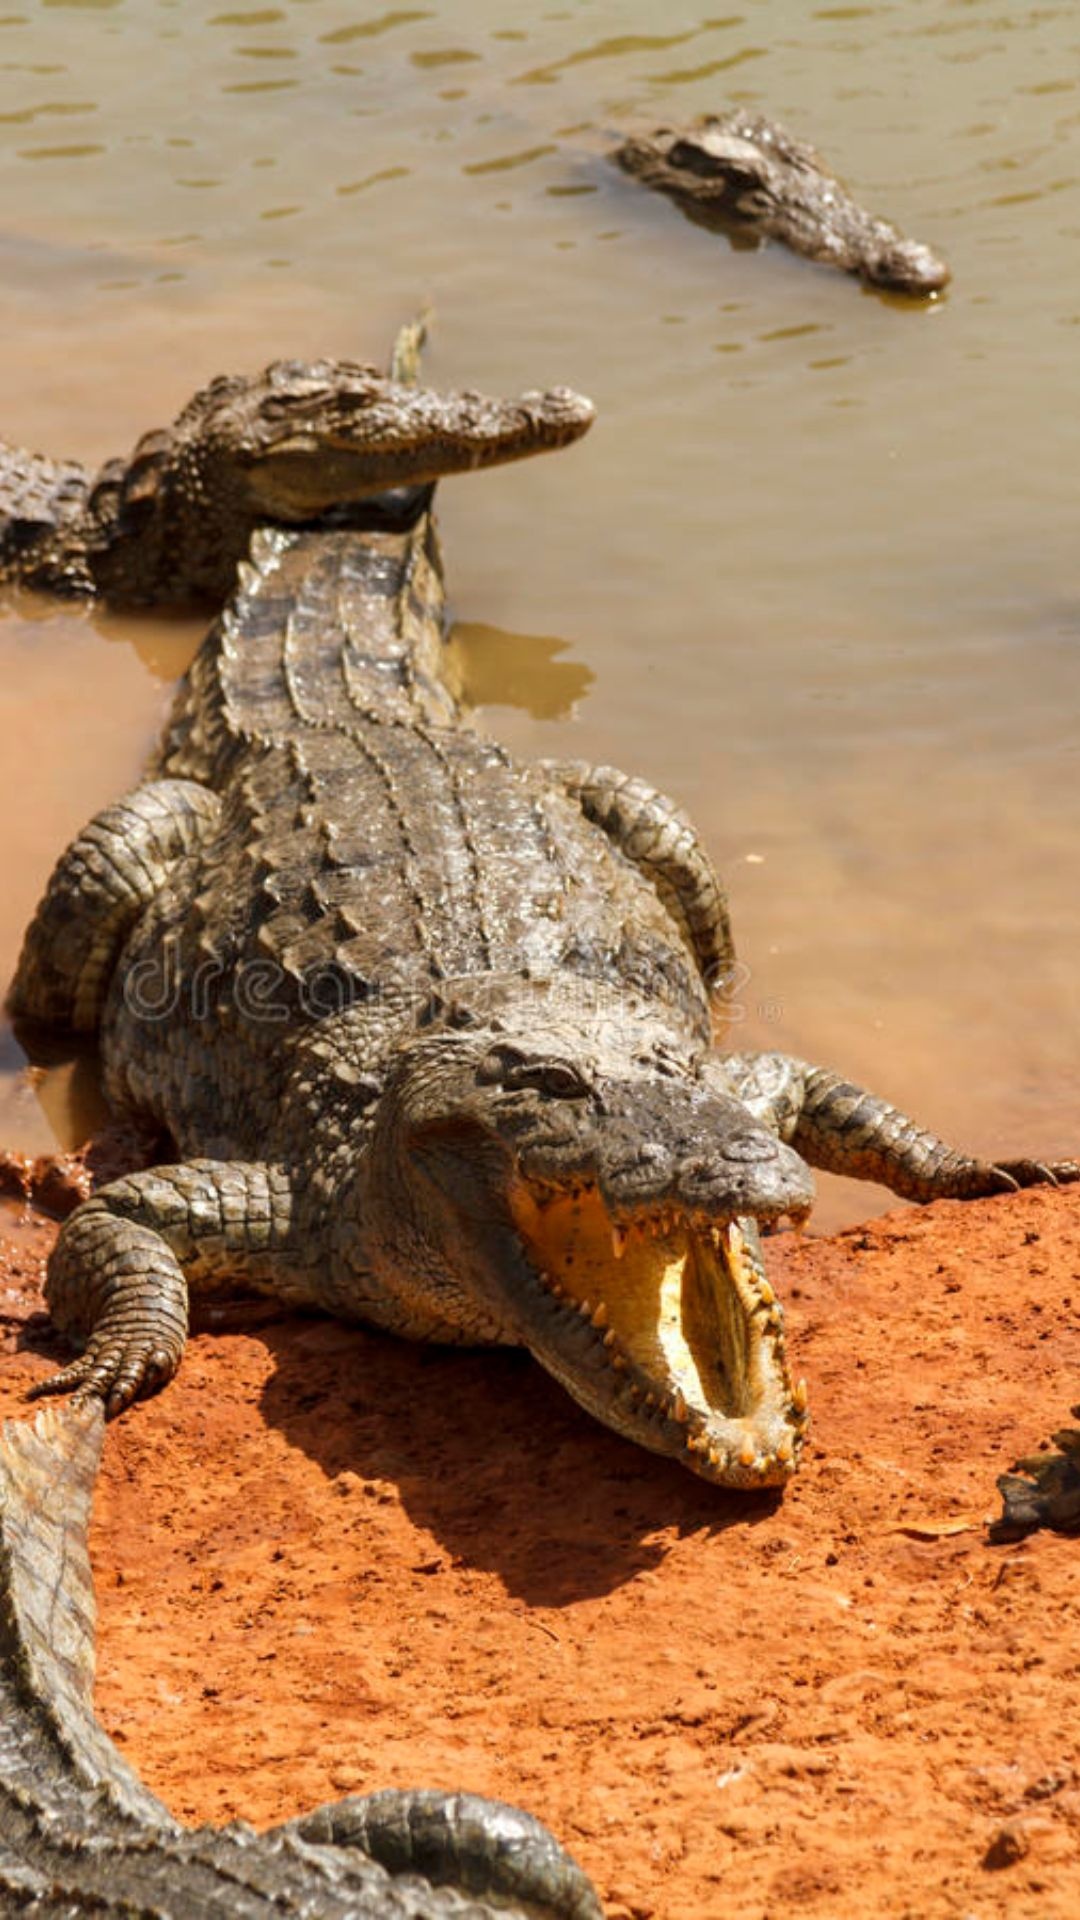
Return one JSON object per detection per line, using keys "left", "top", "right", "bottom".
{"left": 2, "top": 1166, "right": 1079, "bottom": 1920}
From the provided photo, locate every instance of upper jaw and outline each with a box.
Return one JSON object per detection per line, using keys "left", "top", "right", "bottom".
{"left": 245, "top": 382, "right": 596, "bottom": 509}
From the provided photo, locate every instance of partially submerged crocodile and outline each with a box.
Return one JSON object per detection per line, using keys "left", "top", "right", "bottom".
{"left": 616, "top": 110, "right": 950, "bottom": 295}
{"left": 0, "top": 1398, "right": 602, "bottom": 1916}
{"left": 9, "top": 361, "right": 1073, "bottom": 1492}
{"left": 0, "top": 356, "right": 592, "bottom": 606}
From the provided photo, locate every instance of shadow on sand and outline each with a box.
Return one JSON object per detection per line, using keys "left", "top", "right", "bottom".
{"left": 252, "top": 1307, "right": 781, "bottom": 1608}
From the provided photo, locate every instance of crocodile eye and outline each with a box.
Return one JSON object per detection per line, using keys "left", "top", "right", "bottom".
{"left": 667, "top": 139, "right": 763, "bottom": 195}
{"left": 667, "top": 138, "right": 722, "bottom": 177}
{"left": 476, "top": 1043, "right": 525, "bottom": 1087}
{"left": 504, "top": 1059, "right": 591, "bottom": 1100}
{"left": 476, "top": 1047, "right": 590, "bottom": 1098}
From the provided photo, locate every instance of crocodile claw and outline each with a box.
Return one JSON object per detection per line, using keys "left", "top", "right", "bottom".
{"left": 988, "top": 1158, "right": 1080, "bottom": 1192}
{"left": 28, "top": 1339, "right": 180, "bottom": 1419}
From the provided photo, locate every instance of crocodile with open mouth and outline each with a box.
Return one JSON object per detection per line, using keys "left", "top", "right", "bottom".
{"left": 8, "top": 345, "right": 1073, "bottom": 1492}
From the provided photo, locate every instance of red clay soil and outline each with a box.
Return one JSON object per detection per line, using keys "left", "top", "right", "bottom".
{"left": 2, "top": 1172, "right": 1079, "bottom": 1920}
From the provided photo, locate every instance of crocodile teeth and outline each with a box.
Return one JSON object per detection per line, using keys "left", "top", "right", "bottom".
{"left": 610, "top": 1225, "right": 628, "bottom": 1260}
{"left": 672, "top": 1390, "right": 689, "bottom": 1426}
{"left": 738, "top": 1435, "right": 757, "bottom": 1471}
{"left": 590, "top": 1301, "right": 609, "bottom": 1329}
{"left": 777, "top": 1435, "right": 795, "bottom": 1465}
{"left": 792, "top": 1377, "right": 809, "bottom": 1415}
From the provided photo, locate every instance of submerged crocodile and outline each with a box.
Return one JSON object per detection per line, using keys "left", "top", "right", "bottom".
{"left": 616, "top": 110, "right": 950, "bottom": 295}
{"left": 8, "top": 356, "right": 1074, "bottom": 1493}
{"left": 0, "top": 1398, "right": 602, "bottom": 1916}
{"left": 0, "top": 356, "right": 592, "bottom": 607}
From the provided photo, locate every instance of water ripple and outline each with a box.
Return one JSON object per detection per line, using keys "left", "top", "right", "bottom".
{"left": 0, "top": 98, "right": 95, "bottom": 123}
{"left": 221, "top": 78, "right": 298, "bottom": 93}
{"left": 648, "top": 48, "right": 766, "bottom": 84}
{"left": 464, "top": 143, "right": 557, "bottom": 176}
{"left": 411, "top": 48, "right": 480, "bottom": 68}
{"left": 512, "top": 22, "right": 740, "bottom": 87}
{"left": 17, "top": 140, "right": 103, "bottom": 158}
{"left": 335, "top": 165, "right": 409, "bottom": 195}
{"left": 320, "top": 11, "right": 432, "bottom": 45}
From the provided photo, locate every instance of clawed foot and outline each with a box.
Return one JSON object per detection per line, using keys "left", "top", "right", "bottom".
{"left": 984, "top": 1158, "right": 1080, "bottom": 1194}
{"left": 28, "top": 1338, "right": 181, "bottom": 1419}
{"left": 990, "top": 1413, "right": 1080, "bottom": 1542}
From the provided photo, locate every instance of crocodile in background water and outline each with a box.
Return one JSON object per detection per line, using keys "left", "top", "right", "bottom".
{"left": 616, "top": 109, "right": 950, "bottom": 295}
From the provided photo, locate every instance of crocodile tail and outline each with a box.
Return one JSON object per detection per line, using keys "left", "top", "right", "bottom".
{"left": 285, "top": 1788, "right": 605, "bottom": 1920}
{"left": 0, "top": 1399, "right": 174, "bottom": 1828}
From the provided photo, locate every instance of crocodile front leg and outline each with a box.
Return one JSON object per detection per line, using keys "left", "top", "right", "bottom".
{"left": 722, "top": 1051, "right": 1080, "bottom": 1201}
{"left": 542, "top": 758, "right": 736, "bottom": 994}
{"left": 9, "top": 779, "right": 221, "bottom": 1032}
{"left": 28, "top": 1160, "right": 299, "bottom": 1414}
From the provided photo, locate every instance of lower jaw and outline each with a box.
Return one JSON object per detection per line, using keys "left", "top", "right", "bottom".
{"left": 500, "top": 1185, "right": 809, "bottom": 1488}
{"left": 527, "top": 1330, "right": 804, "bottom": 1489}
{"left": 508, "top": 1241, "right": 805, "bottom": 1488}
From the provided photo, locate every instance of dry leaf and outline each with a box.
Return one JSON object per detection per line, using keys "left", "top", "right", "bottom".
{"left": 889, "top": 1517, "right": 980, "bottom": 1539}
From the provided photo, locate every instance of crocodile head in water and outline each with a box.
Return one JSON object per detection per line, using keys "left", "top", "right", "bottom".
{"left": 154, "top": 359, "right": 596, "bottom": 520}
{"left": 78, "top": 359, "right": 595, "bottom": 604}
{"left": 617, "top": 113, "right": 950, "bottom": 297}
{"left": 365, "top": 984, "right": 815, "bottom": 1488}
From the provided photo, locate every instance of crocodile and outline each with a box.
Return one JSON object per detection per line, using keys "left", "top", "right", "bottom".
{"left": 0, "top": 1397, "right": 603, "bottom": 1917}
{"left": 0, "top": 356, "right": 593, "bottom": 607}
{"left": 8, "top": 361, "right": 1075, "bottom": 1491}
{"left": 615, "top": 110, "right": 950, "bottom": 295}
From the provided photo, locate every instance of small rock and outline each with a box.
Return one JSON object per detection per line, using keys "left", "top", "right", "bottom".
{"left": 982, "top": 1822, "right": 1028, "bottom": 1870}
{"left": 330, "top": 1765, "right": 367, "bottom": 1794}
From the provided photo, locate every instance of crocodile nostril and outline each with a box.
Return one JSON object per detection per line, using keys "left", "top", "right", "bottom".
{"left": 638, "top": 1142, "right": 670, "bottom": 1166}
{"left": 719, "top": 1134, "right": 779, "bottom": 1165}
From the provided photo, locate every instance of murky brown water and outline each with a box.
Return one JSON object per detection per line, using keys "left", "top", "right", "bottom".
{"left": 1, "top": 0, "right": 1077, "bottom": 1227}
